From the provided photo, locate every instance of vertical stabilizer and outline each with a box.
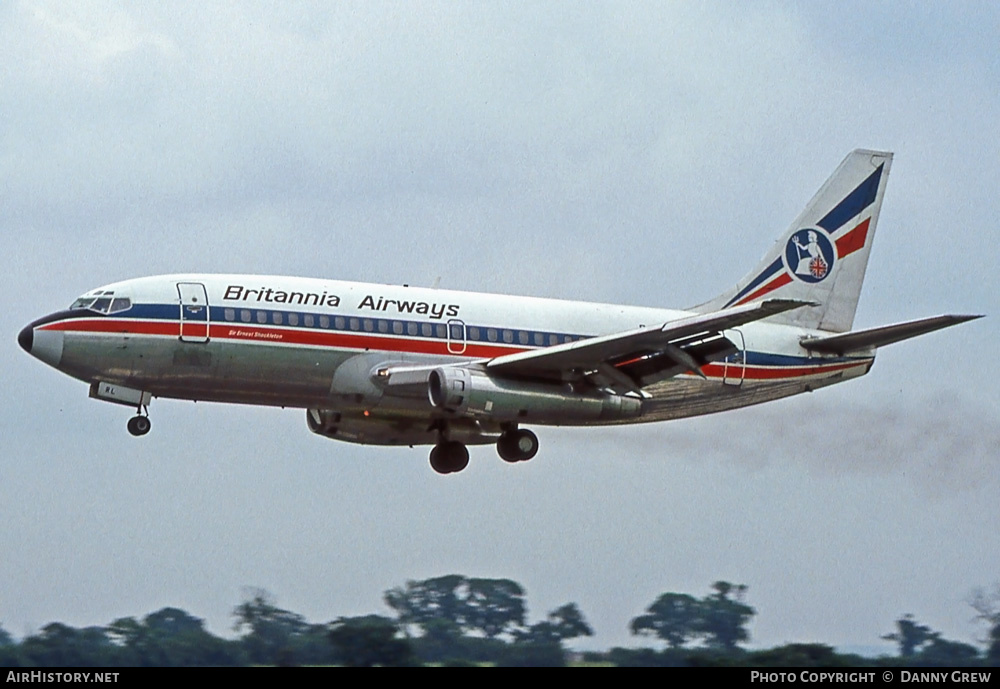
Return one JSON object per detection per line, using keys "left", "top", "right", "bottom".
{"left": 695, "top": 149, "right": 893, "bottom": 333}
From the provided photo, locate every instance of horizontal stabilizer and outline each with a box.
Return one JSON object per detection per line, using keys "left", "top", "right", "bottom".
{"left": 800, "top": 314, "right": 983, "bottom": 355}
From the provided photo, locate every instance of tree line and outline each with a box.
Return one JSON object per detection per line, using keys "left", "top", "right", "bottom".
{"left": 1, "top": 577, "right": 998, "bottom": 667}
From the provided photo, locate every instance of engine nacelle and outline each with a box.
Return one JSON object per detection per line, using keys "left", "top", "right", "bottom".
{"left": 427, "top": 367, "right": 642, "bottom": 424}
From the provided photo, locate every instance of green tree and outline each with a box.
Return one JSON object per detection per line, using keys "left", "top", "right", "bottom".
{"left": 328, "top": 615, "right": 415, "bottom": 667}
{"left": 19, "top": 623, "right": 118, "bottom": 667}
{"left": 520, "top": 602, "right": 594, "bottom": 644}
{"left": 630, "top": 582, "right": 755, "bottom": 652}
{"left": 882, "top": 614, "right": 938, "bottom": 658}
{"left": 700, "top": 581, "right": 755, "bottom": 652}
{"left": 748, "top": 643, "right": 858, "bottom": 667}
{"left": 384, "top": 574, "right": 466, "bottom": 635}
{"left": 630, "top": 592, "right": 702, "bottom": 648}
{"left": 918, "top": 637, "right": 981, "bottom": 665}
{"left": 233, "top": 588, "right": 312, "bottom": 665}
{"left": 463, "top": 577, "right": 526, "bottom": 639}
{"left": 384, "top": 574, "right": 529, "bottom": 640}
{"left": 108, "top": 607, "right": 243, "bottom": 666}
{"left": 970, "top": 584, "right": 1000, "bottom": 664}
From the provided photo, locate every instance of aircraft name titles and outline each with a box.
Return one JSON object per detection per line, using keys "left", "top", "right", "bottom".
{"left": 357, "top": 295, "right": 460, "bottom": 320}
{"left": 223, "top": 284, "right": 341, "bottom": 307}
{"left": 222, "top": 285, "right": 461, "bottom": 320}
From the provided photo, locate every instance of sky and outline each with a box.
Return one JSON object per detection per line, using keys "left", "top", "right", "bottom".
{"left": 2, "top": 1, "right": 998, "bottom": 653}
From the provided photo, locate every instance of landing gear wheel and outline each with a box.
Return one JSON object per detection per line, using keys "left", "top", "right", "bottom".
{"left": 127, "top": 415, "right": 151, "bottom": 437}
{"left": 497, "top": 429, "right": 539, "bottom": 463}
{"left": 429, "top": 441, "right": 470, "bottom": 474}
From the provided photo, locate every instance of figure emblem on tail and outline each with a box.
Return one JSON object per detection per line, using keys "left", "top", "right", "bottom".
{"left": 785, "top": 229, "right": 835, "bottom": 283}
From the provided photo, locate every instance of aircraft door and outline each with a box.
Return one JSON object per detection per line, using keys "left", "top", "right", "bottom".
{"left": 722, "top": 328, "right": 745, "bottom": 386}
{"left": 447, "top": 319, "right": 467, "bottom": 354}
{"left": 177, "top": 282, "right": 210, "bottom": 343}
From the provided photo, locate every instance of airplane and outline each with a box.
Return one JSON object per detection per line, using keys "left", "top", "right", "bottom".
{"left": 18, "top": 149, "right": 981, "bottom": 474}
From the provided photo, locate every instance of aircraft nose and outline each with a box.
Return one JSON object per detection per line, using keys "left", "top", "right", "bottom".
{"left": 18, "top": 323, "right": 33, "bottom": 353}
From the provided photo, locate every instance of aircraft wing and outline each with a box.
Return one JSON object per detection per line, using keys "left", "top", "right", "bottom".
{"left": 379, "top": 299, "right": 812, "bottom": 397}
{"left": 486, "top": 298, "right": 812, "bottom": 393}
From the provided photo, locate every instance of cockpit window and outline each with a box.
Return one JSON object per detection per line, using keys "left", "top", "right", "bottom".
{"left": 70, "top": 297, "right": 97, "bottom": 310}
{"left": 68, "top": 291, "right": 132, "bottom": 315}
{"left": 91, "top": 297, "right": 113, "bottom": 313}
{"left": 109, "top": 298, "right": 132, "bottom": 313}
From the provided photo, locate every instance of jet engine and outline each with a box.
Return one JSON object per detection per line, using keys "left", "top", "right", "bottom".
{"left": 427, "top": 367, "right": 642, "bottom": 424}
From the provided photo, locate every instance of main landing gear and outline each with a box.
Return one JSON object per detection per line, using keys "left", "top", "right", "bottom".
{"left": 127, "top": 406, "right": 151, "bottom": 437}
{"left": 429, "top": 441, "right": 469, "bottom": 475}
{"left": 428, "top": 426, "right": 540, "bottom": 474}
{"left": 496, "top": 428, "right": 539, "bottom": 463}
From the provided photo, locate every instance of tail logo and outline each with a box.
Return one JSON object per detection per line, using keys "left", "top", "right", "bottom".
{"left": 785, "top": 229, "right": 835, "bottom": 283}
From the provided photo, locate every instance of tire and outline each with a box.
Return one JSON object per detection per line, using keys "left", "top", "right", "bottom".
{"left": 127, "top": 416, "right": 151, "bottom": 437}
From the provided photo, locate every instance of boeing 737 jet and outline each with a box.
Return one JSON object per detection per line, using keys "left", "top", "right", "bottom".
{"left": 18, "top": 150, "right": 980, "bottom": 473}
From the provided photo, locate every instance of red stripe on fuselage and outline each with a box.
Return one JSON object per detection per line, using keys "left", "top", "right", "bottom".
{"left": 41, "top": 316, "right": 869, "bottom": 380}
{"left": 700, "top": 359, "right": 868, "bottom": 380}
{"left": 40, "top": 318, "right": 528, "bottom": 359}
{"left": 211, "top": 323, "right": 527, "bottom": 358}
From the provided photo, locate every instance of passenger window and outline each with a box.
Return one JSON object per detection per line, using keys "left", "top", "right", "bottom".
{"left": 363, "top": 319, "right": 374, "bottom": 332}
{"left": 319, "top": 315, "right": 329, "bottom": 328}
{"left": 335, "top": 316, "right": 345, "bottom": 329}
{"left": 378, "top": 320, "right": 388, "bottom": 333}
{"left": 421, "top": 323, "right": 432, "bottom": 337}
{"left": 518, "top": 331, "right": 529, "bottom": 345}
{"left": 533, "top": 332, "right": 544, "bottom": 346}
{"left": 407, "top": 322, "right": 418, "bottom": 336}
{"left": 288, "top": 313, "right": 299, "bottom": 326}
{"left": 224, "top": 308, "right": 235, "bottom": 321}
{"left": 241, "top": 310, "right": 251, "bottom": 323}
{"left": 469, "top": 327, "right": 480, "bottom": 340}
{"left": 503, "top": 330, "right": 513, "bottom": 343}
{"left": 488, "top": 328, "right": 498, "bottom": 342}
{"left": 393, "top": 321, "right": 403, "bottom": 335}
{"left": 273, "top": 312, "right": 283, "bottom": 325}
{"left": 349, "top": 318, "right": 359, "bottom": 331}
{"left": 257, "top": 311, "right": 267, "bottom": 324}
{"left": 549, "top": 334, "right": 559, "bottom": 346}
{"left": 436, "top": 324, "right": 446, "bottom": 338}
{"left": 304, "top": 314, "right": 313, "bottom": 327}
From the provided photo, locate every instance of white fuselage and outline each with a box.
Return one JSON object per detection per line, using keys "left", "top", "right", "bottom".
{"left": 22, "top": 274, "right": 874, "bottom": 446}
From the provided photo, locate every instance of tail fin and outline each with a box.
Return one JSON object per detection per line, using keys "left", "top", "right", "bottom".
{"left": 695, "top": 149, "right": 893, "bottom": 333}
